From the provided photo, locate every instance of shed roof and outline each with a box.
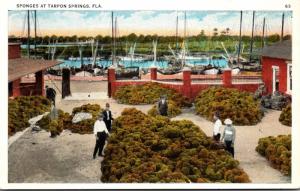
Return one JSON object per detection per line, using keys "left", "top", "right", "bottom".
{"left": 262, "top": 40, "right": 292, "bottom": 60}
{"left": 9, "top": 58, "right": 62, "bottom": 82}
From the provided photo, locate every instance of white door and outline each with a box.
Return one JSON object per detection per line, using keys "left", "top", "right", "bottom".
{"left": 272, "top": 66, "right": 279, "bottom": 94}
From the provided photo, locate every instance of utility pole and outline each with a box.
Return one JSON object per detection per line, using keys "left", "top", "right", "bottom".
{"left": 249, "top": 11, "right": 255, "bottom": 61}
{"left": 27, "top": 10, "right": 30, "bottom": 58}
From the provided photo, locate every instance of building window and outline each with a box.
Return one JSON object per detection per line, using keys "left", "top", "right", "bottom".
{"left": 287, "top": 63, "right": 292, "bottom": 94}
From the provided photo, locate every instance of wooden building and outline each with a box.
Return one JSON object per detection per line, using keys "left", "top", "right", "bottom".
{"left": 261, "top": 40, "right": 292, "bottom": 95}
{"left": 8, "top": 43, "right": 62, "bottom": 97}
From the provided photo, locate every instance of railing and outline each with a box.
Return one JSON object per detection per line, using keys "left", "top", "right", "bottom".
{"left": 232, "top": 75, "right": 263, "bottom": 84}
{"left": 192, "top": 75, "right": 222, "bottom": 85}
{"left": 155, "top": 78, "right": 183, "bottom": 82}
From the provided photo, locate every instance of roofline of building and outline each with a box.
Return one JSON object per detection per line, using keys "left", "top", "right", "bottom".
{"left": 8, "top": 58, "right": 63, "bottom": 82}
{"left": 262, "top": 55, "right": 292, "bottom": 62}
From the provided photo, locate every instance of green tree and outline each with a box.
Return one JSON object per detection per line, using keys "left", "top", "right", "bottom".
{"left": 212, "top": 28, "right": 218, "bottom": 41}
{"left": 267, "top": 34, "right": 280, "bottom": 43}
{"left": 127, "top": 33, "right": 137, "bottom": 42}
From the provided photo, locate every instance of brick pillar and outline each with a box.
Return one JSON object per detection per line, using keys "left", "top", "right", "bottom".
{"left": 222, "top": 68, "right": 232, "bottom": 87}
{"left": 11, "top": 79, "right": 21, "bottom": 97}
{"left": 182, "top": 67, "right": 192, "bottom": 99}
{"left": 108, "top": 66, "right": 116, "bottom": 97}
{"left": 150, "top": 66, "right": 157, "bottom": 81}
{"left": 35, "top": 70, "right": 45, "bottom": 96}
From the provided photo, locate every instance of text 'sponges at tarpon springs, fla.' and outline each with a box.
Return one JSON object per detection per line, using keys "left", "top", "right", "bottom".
{"left": 16, "top": 3, "right": 102, "bottom": 9}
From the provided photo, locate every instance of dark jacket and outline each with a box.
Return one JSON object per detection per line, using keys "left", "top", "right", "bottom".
{"left": 102, "top": 110, "right": 113, "bottom": 122}
{"left": 158, "top": 99, "right": 168, "bottom": 116}
{"left": 46, "top": 88, "right": 56, "bottom": 100}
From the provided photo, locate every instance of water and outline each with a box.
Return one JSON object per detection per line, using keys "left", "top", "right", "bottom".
{"left": 57, "top": 58, "right": 228, "bottom": 69}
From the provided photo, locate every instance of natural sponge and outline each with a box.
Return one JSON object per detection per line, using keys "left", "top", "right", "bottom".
{"left": 195, "top": 87, "right": 263, "bottom": 125}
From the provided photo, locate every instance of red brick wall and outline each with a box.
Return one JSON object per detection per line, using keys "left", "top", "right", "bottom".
{"left": 190, "top": 84, "right": 218, "bottom": 99}
{"left": 232, "top": 84, "right": 261, "bottom": 93}
{"left": 111, "top": 81, "right": 261, "bottom": 100}
{"left": 109, "top": 68, "right": 263, "bottom": 100}
{"left": 262, "top": 56, "right": 287, "bottom": 94}
{"left": 111, "top": 81, "right": 148, "bottom": 97}
{"left": 8, "top": 44, "right": 21, "bottom": 59}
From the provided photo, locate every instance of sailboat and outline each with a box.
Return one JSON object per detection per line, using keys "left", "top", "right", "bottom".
{"left": 119, "top": 42, "right": 144, "bottom": 63}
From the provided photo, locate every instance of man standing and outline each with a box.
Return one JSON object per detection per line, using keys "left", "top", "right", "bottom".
{"left": 49, "top": 101, "right": 59, "bottom": 138}
{"left": 93, "top": 114, "right": 109, "bottom": 159}
{"left": 213, "top": 111, "right": 222, "bottom": 142}
{"left": 221, "top": 118, "right": 236, "bottom": 157}
{"left": 158, "top": 95, "right": 168, "bottom": 116}
{"left": 102, "top": 103, "right": 113, "bottom": 132}
{"left": 46, "top": 85, "right": 57, "bottom": 106}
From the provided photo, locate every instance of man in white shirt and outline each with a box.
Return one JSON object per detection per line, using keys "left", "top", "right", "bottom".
{"left": 93, "top": 114, "right": 109, "bottom": 159}
{"left": 213, "top": 111, "right": 222, "bottom": 141}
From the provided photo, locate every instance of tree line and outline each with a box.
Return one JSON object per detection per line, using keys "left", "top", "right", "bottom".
{"left": 9, "top": 31, "right": 291, "bottom": 45}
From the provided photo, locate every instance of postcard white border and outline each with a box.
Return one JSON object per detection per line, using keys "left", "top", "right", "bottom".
{"left": 1, "top": 0, "right": 300, "bottom": 189}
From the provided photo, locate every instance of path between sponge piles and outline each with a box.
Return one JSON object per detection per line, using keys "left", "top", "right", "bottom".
{"left": 8, "top": 94, "right": 291, "bottom": 183}
{"left": 172, "top": 108, "right": 291, "bottom": 183}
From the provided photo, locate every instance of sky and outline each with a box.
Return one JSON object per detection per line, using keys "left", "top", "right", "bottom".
{"left": 8, "top": 10, "right": 293, "bottom": 37}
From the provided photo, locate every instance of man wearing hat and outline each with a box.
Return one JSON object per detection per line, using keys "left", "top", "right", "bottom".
{"left": 221, "top": 118, "right": 236, "bottom": 157}
{"left": 158, "top": 95, "right": 168, "bottom": 116}
{"left": 93, "top": 113, "right": 109, "bottom": 159}
{"left": 45, "top": 85, "right": 56, "bottom": 106}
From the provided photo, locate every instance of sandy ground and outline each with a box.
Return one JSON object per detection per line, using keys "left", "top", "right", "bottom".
{"left": 8, "top": 130, "right": 104, "bottom": 183}
{"left": 8, "top": 80, "right": 291, "bottom": 183}
{"left": 173, "top": 108, "right": 291, "bottom": 183}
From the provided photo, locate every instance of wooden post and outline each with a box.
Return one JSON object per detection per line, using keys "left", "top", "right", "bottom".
{"left": 11, "top": 79, "right": 21, "bottom": 97}
{"left": 35, "top": 70, "right": 45, "bottom": 96}
{"left": 108, "top": 66, "right": 116, "bottom": 97}
{"left": 223, "top": 69, "right": 232, "bottom": 87}
{"left": 62, "top": 68, "right": 71, "bottom": 98}
{"left": 182, "top": 67, "right": 192, "bottom": 99}
{"left": 150, "top": 66, "right": 157, "bottom": 81}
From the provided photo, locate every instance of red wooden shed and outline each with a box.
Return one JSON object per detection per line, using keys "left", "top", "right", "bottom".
{"left": 261, "top": 40, "right": 292, "bottom": 95}
{"left": 8, "top": 43, "right": 62, "bottom": 97}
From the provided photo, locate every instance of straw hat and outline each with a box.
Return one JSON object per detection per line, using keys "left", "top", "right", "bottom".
{"left": 224, "top": 118, "right": 233, "bottom": 125}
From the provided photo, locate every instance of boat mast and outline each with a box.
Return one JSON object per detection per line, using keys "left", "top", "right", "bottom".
{"left": 249, "top": 11, "right": 255, "bottom": 61}
{"left": 262, "top": 17, "right": 266, "bottom": 48}
{"left": 111, "top": 11, "right": 115, "bottom": 66}
{"left": 27, "top": 10, "right": 30, "bottom": 58}
{"left": 153, "top": 40, "right": 157, "bottom": 64}
{"left": 237, "top": 11, "right": 242, "bottom": 64}
{"left": 281, "top": 12, "right": 285, "bottom": 41}
{"left": 176, "top": 12, "right": 179, "bottom": 52}
{"left": 114, "top": 17, "right": 117, "bottom": 67}
{"left": 34, "top": 10, "right": 37, "bottom": 58}
{"left": 182, "top": 11, "right": 187, "bottom": 68}
{"left": 79, "top": 42, "right": 83, "bottom": 68}
{"left": 92, "top": 41, "right": 98, "bottom": 67}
